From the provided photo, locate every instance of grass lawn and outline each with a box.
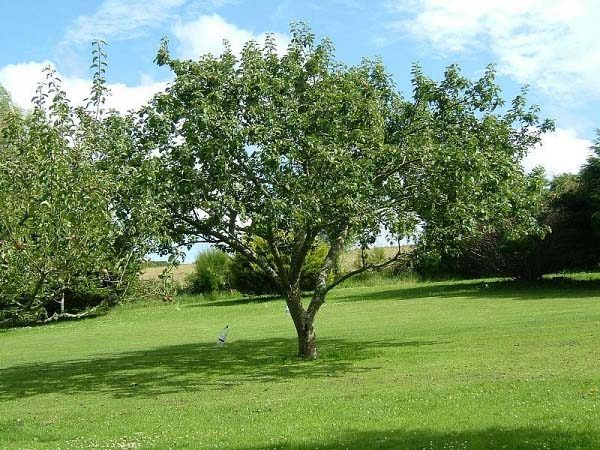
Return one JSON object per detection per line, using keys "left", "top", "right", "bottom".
{"left": 1, "top": 277, "right": 600, "bottom": 449}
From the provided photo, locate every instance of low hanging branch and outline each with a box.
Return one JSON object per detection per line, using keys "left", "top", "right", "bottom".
{"left": 43, "top": 307, "right": 101, "bottom": 323}
{"left": 325, "top": 247, "right": 411, "bottom": 294}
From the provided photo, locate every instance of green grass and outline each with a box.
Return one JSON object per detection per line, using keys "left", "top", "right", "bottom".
{"left": 2, "top": 277, "right": 600, "bottom": 449}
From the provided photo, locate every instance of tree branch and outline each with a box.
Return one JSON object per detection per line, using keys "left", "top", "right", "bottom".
{"left": 176, "top": 214, "right": 281, "bottom": 286}
{"left": 289, "top": 227, "right": 317, "bottom": 288}
{"left": 306, "top": 224, "right": 349, "bottom": 321}
{"left": 325, "top": 248, "right": 410, "bottom": 293}
{"left": 266, "top": 224, "right": 289, "bottom": 288}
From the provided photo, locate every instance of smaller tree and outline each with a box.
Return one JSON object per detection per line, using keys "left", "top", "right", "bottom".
{"left": 0, "top": 43, "right": 165, "bottom": 324}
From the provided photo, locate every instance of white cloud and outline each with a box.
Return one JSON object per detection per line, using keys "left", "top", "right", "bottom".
{"left": 1, "top": 14, "right": 286, "bottom": 115}
{"left": 386, "top": 0, "right": 600, "bottom": 99}
{"left": 173, "top": 14, "right": 289, "bottom": 59}
{"left": 0, "top": 61, "right": 166, "bottom": 114}
{"left": 63, "top": 0, "right": 186, "bottom": 46}
{"left": 0, "top": 61, "right": 54, "bottom": 108}
{"left": 523, "top": 127, "right": 593, "bottom": 176}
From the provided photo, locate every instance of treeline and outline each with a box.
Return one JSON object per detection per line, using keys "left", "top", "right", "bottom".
{"left": 415, "top": 153, "right": 600, "bottom": 280}
{"left": 1, "top": 28, "right": 596, "bottom": 328}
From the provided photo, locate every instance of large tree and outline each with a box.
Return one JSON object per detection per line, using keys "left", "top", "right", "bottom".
{"left": 142, "top": 25, "right": 552, "bottom": 358}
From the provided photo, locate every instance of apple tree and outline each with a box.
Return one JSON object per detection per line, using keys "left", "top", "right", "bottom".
{"left": 0, "top": 43, "right": 165, "bottom": 324}
{"left": 141, "top": 25, "right": 552, "bottom": 358}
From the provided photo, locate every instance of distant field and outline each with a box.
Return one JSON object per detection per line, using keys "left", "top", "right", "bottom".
{"left": 139, "top": 263, "right": 195, "bottom": 284}
{"left": 2, "top": 275, "right": 600, "bottom": 449}
{"left": 139, "top": 246, "right": 407, "bottom": 287}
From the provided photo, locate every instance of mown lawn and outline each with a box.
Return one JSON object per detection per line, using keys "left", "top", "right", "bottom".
{"left": 1, "top": 277, "right": 600, "bottom": 449}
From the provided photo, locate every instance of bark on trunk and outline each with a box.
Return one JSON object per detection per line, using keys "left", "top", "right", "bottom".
{"left": 286, "top": 288, "right": 319, "bottom": 359}
{"left": 297, "top": 318, "right": 317, "bottom": 359}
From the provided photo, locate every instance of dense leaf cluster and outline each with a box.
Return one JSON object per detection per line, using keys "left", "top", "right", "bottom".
{"left": 0, "top": 58, "right": 164, "bottom": 324}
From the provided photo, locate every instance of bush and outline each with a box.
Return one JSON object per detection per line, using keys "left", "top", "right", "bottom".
{"left": 230, "top": 253, "right": 277, "bottom": 295}
{"left": 187, "top": 249, "right": 232, "bottom": 295}
{"left": 230, "top": 241, "right": 329, "bottom": 295}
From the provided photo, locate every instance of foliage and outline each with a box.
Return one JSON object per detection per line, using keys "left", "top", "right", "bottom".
{"left": 427, "top": 167, "right": 600, "bottom": 281}
{"left": 230, "top": 248, "right": 279, "bottom": 296}
{"left": 230, "top": 240, "right": 329, "bottom": 295}
{"left": 580, "top": 130, "right": 600, "bottom": 234}
{"left": 532, "top": 172, "right": 600, "bottom": 275}
{"left": 187, "top": 249, "right": 232, "bottom": 295}
{"left": 141, "top": 24, "right": 551, "bottom": 357}
{"left": 0, "top": 84, "right": 14, "bottom": 127}
{"left": 0, "top": 43, "right": 165, "bottom": 324}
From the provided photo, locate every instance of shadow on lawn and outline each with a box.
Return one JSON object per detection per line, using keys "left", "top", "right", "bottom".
{"left": 233, "top": 427, "right": 596, "bottom": 450}
{"left": 0, "top": 338, "right": 442, "bottom": 400}
{"left": 188, "top": 295, "right": 282, "bottom": 308}
{"left": 187, "top": 277, "right": 600, "bottom": 309}
{"left": 339, "top": 277, "right": 600, "bottom": 303}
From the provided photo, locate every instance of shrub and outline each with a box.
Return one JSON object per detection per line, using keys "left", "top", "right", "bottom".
{"left": 230, "top": 253, "right": 277, "bottom": 295}
{"left": 187, "top": 249, "right": 232, "bottom": 295}
{"left": 230, "top": 241, "right": 329, "bottom": 295}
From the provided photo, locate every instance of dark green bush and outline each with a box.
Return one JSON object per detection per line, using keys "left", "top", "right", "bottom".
{"left": 230, "top": 253, "right": 278, "bottom": 295}
{"left": 187, "top": 249, "right": 232, "bottom": 295}
{"left": 230, "top": 242, "right": 329, "bottom": 295}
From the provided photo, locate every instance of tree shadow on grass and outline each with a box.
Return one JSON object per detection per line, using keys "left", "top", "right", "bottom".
{"left": 186, "top": 295, "right": 283, "bottom": 308}
{"left": 233, "top": 427, "right": 597, "bottom": 450}
{"left": 0, "top": 338, "right": 443, "bottom": 401}
{"left": 180, "top": 277, "right": 600, "bottom": 311}
{"left": 338, "top": 278, "right": 600, "bottom": 303}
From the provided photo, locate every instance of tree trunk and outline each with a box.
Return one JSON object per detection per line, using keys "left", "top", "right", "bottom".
{"left": 286, "top": 287, "right": 319, "bottom": 359}
{"left": 297, "top": 318, "right": 317, "bottom": 359}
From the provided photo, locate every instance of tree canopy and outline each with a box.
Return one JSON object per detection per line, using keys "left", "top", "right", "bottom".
{"left": 0, "top": 51, "right": 164, "bottom": 324}
{"left": 141, "top": 24, "right": 553, "bottom": 357}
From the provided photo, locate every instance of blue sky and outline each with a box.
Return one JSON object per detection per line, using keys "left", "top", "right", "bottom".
{"left": 1, "top": 0, "right": 599, "bottom": 260}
